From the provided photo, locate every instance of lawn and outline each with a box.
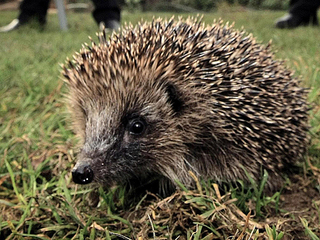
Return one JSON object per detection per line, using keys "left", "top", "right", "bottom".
{"left": 0, "top": 6, "right": 320, "bottom": 239}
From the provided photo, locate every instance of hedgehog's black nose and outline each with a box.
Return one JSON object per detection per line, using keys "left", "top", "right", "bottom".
{"left": 72, "top": 164, "right": 94, "bottom": 184}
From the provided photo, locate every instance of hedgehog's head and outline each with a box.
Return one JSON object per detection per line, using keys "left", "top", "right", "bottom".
{"left": 67, "top": 77, "right": 188, "bottom": 188}
{"left": 62, "top": 21, "right": 212, "bottom": 190}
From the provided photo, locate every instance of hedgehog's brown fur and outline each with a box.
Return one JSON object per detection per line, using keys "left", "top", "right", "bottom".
{"left": 63, "top": 17, "right": 309, "bottom": 194}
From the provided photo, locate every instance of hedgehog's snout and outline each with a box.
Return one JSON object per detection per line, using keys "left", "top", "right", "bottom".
{"left": 72, "top": 164, "right": 94, "bottom": 185}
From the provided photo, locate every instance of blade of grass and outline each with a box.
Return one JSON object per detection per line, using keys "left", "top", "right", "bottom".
{"left": 4, "top": 151, "right": 27, "bottom": 205}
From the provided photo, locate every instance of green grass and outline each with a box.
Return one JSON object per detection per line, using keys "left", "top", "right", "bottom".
{"left": 1, "top": 7, "right": 320, "bottom": 239}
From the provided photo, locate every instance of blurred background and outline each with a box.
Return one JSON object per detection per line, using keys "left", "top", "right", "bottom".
{"left": 0, "top": 0, "right": 291, "bottom": 13}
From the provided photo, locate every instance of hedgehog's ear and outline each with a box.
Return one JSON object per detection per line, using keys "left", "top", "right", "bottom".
{"left": 165, "top": 84, "right": 183, "bottom": 114}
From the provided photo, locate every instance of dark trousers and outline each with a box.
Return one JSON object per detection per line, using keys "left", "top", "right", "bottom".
{"left": 289, "top": 0, "right": 320, "bottom": 23}
{"left": 18, "top": 0, "right": 120, "bottom": 25}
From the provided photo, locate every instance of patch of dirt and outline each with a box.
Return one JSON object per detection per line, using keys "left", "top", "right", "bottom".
{"left": 266, "top": 174, "right": 320, "bottom": 239}
{"left": 281, "top": 175, "right": 318, "bottom": 213}
{"left": 0, "top": 0, "right": 19, "bottom": 11}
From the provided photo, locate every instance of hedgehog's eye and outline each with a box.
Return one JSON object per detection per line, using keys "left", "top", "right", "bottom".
{"left": 128, "top": 118, "right": 146, "bottom": 135}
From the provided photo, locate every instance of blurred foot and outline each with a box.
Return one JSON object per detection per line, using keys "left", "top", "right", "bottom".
{"left": 0, "top": 19, "right": 20, "bottom": 32}
{"left": 275, "top": 14, "right": 305, "bottom": 28}
{"left": 275, "top": 13, "right": 318, "bottom": 29}
{"left": 99, "top": 19, "right": 120, "bottom": 31}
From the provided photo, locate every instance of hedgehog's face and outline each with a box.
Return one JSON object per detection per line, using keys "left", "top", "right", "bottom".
{"left": 71, "top": 78, "right": 190, "bottom": 189}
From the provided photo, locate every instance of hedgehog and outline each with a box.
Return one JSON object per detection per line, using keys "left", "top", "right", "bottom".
{"left": 62, "top": 17, "right": 309, "bottom": 195}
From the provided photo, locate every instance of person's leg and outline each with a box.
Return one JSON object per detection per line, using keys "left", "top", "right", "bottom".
{"left": 0, "top": 0, "right": 50, "bottom": 32}
{"left": 289, "top": 0, "right": 299, "bottom": 7}
{"left": 18, "top": 0, "right": 51, "bottom": 24}
{"left": 276, "top": 0, "right": 320, "bottom": 28}
{"left": 289, "top": 0, "right": 320, "bottom": 25}
{"left": 91, "top": 0, "right": 120, "bottom": 29}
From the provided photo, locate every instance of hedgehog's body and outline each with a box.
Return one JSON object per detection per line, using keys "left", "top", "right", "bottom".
{"left": 63, "top": 18, "right": 309, "bottom": 194}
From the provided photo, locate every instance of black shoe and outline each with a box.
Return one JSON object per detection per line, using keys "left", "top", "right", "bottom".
{"left": 275, "top": 13, "right": 319, "bottom": 29}
{"left": 0, "top": 19, "right": 20, "bottom": 32}
{"left": 275, "top": 14, "right": 307, "bottom": 28}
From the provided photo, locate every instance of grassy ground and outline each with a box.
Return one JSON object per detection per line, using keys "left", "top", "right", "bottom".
{"left": 1, "top": 6, "right": 320, "bottom": 239}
